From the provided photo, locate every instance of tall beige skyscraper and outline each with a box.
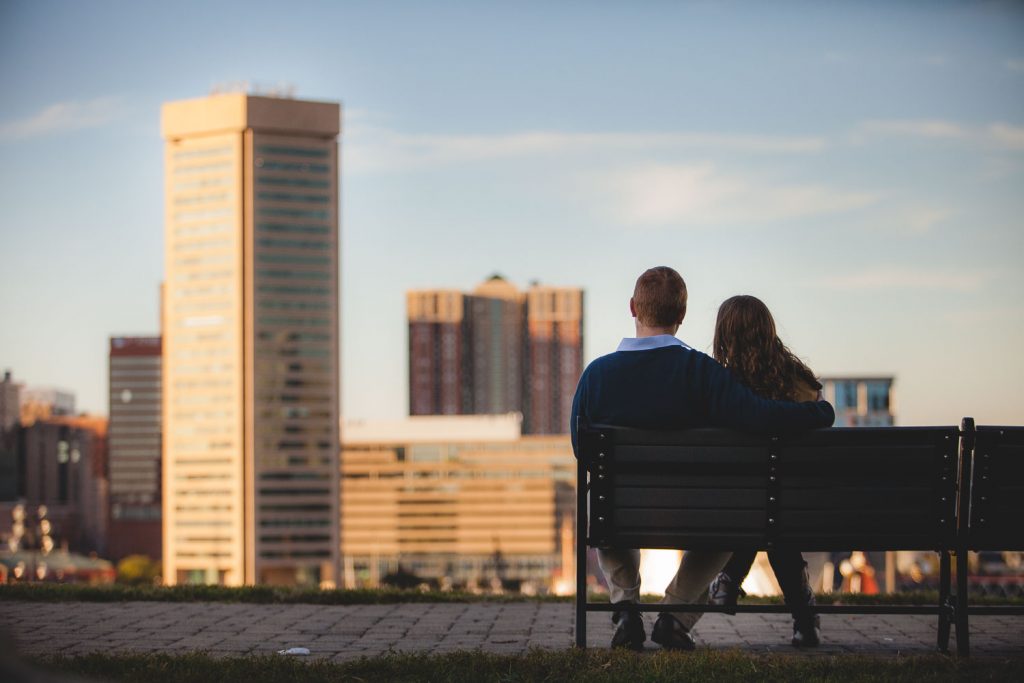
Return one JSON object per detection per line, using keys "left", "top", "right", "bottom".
{"left": 161, "top": 93, "right": 340, "bottom": 586}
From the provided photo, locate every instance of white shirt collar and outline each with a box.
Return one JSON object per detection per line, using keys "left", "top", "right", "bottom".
{"left": 616, "top": 335, "right": 693, "bottom": 352}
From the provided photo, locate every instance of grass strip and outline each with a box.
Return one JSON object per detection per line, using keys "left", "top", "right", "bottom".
{"left": 0, "top": 583, "right": 548, "bottom": 604}
{"left": 27, "top": 649, "right": 1021, "bottom": 683}
{"left": 2, "top": 582, "right": 1022, "bottom": 606}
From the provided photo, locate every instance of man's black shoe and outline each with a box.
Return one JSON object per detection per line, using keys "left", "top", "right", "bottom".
{"left": 708, "top": 572, "right": 744, "bottom": 616}
{"left": 650, "top": 612, "right": 696, "bottom": 651}
{"left": 610, "top": 604, "right": 645, "bottom": 651}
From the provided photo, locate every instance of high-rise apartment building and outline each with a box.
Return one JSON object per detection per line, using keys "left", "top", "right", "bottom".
{"left": 0, "top": 370, "right": 23, "bottom": 501}
{"left": 523, "top": 286, "right": 584, "bottom": 435}
{"left": 340, "top": 415, "right": 575, "bottom": 590}
{"left": 1, "top": 370, "right": 21, "bottom": 432}
{"left": 161, "top": 93, "right": 340, "bottom": 586}
{"left": 467, "top": 277, "right": 525, "bottom": 415}
{"left": 821, "top": 376, "right": 895, "bottom": 427}
{"left": 107, "top": 336, "right": 163, "bottom": 561}
{"left": 407, "top": 290, "right": 466, "bottom": 416}
{"left": 407, "top": 276, "right": 583, "bottom": 434}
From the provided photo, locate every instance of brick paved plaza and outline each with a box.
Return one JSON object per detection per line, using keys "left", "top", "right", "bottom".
{"left": 4, "top": 601, "right": 1022, "bottom": 660}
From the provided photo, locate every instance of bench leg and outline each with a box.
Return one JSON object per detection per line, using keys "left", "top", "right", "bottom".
{"left": 937, "top": 550, "right": 951, "bottom": 652}
{"left": 954, "top": 550, "right": 970, "bottom": 657}
{"left": 575, "top": 572, "right": 586, "bottom": 649}
{"left": 575, "top": 457, "right": 587, "bottom": 649}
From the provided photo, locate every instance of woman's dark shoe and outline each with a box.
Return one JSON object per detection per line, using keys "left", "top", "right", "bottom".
{"left": 791, "top": 616, "right": 821, "bottom": 647}
{"left": 708, "top": 572, "right": 745, "bottom": 615}
{"left": 610, "top": 604, "right": 646, "bottom": 651}
{"left": 784, "top": 563, "right": 821, "bottom": 647}
{"left": 650, "top": 613, "right": 696, "bottom": 651}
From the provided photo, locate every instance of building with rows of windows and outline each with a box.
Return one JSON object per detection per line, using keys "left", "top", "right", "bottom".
{"left": 407, "top": 276, "right": 583, "bottom": 435}
{"left": 340, "top": 414, "right": 575, "bottom": 591}
{"left": 161, "top": 93, "right": 340, "bottom": 586}
{"left": 107, "top": 336, "right": 163, "bottom": 561}
{"left": 820, "top": 376, "right": 895, "bottom": 427}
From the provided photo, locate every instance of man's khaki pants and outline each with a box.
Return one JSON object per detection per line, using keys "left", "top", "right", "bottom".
{"left": 597, "top": 548, "right": 733, "bottom": 631}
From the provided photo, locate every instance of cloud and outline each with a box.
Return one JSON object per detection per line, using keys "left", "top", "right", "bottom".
{"left": 852, "top": 119, "right": 1024, "bottom": 151}
{"left": 856, "top": 119, "right": 968, "bottom": 140}
{"left": 822, "top": 267, "right": 989, "bottom": 292}
{"left": 899, "top": 207, "right": 951, "bottom": 235}
{"left": 0, "top": 97, "right": 124, "bottom": 141}
{"left": 988, "top": 123, "right": 1024, "bottom": 150}
{"left": 1006, "top": 60, "right": 1024, "bottom": 73}
{"left": 592, "top": 163, "right": 877, "bottom": 227}
{"left": 344, "top": 123, "right": 826, "bottom": 173}
{"left": 941, "top": 306, "right": 1024, "bottom": 325}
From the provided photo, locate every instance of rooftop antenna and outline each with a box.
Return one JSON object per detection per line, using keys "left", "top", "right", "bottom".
{"left": 209, "top": 81, "right": 249, "bottom": 96}
{"left": 251, "top": 81, "right": 297, "bottom": 98}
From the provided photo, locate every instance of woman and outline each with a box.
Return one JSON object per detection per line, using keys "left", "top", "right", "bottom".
{"left": 708, "top": 294, "right": 822, "bottom": 647}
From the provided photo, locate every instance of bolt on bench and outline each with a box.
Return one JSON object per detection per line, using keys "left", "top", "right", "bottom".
{"left": 575, "top": 418, "right": 1022, "bottom": 655}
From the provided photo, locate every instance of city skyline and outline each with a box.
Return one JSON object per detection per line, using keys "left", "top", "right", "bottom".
{"left": 1, "top": 2, "right": 1023, "bottom": 427}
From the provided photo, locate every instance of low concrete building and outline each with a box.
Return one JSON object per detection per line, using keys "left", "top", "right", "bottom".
{"left": 340, "top": 414, "right": 575, "bottom": 591}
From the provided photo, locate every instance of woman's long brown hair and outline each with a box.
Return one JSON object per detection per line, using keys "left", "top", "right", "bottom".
{"left": 713, "top": 295, "right": 820, "bottom": 402}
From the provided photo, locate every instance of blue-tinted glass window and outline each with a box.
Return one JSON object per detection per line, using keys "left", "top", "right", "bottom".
{"left": 834, "top": 381, "right": 858, "bottom": 411}
{"left": 866, "top": 382, "right": 890, "bottom": 412}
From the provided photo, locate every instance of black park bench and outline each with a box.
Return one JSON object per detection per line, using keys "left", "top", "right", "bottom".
{"left": 574, "top": 418, "right": 1024, "bottom": 656}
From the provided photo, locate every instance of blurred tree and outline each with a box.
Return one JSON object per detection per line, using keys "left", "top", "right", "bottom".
{"left": 381, "top": 565, "right": 437, "bottom": 590}
{"left": 116, "top": 555, "right": 160, "bottom": 585}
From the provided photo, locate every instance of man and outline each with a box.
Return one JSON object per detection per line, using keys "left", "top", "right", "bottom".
{"left": 570, "top": 266, "right": 835, "bottom": 651}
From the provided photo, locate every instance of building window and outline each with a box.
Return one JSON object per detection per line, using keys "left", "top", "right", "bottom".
{"left": 258, "top": 208, "right": 329, "bottom": 220}
{"left": 257, "top": 160, "right": 329, "bottom": 173}
{"left": 256, "top": 222, "right": 329, "bottom": 235}
{"left": 256, "top": 145, "right": 329, "bottom": 158}
{"left": 257, "top": 177, "right": 329, "bottom": 189}
{"left": 256, "top": 191, "right": 329, "bottom": 204}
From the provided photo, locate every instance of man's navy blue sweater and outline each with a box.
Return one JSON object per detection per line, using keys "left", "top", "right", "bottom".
{"left": 569, "top": 338, "right": 835, "bottom": 456}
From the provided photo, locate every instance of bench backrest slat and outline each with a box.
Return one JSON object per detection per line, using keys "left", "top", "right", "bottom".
{"left": 581, "top": 424, "right": 958, "bottom": 552}
{"left": 776, "top": 428, "right": 956, "bottom": 550}
{"left": 969, "top": 426, "right": 1024, "bottom": 551}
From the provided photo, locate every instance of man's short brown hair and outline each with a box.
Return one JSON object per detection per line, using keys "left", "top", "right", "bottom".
{"left": 633, "top": 266, "right": 687, "bottom": 327}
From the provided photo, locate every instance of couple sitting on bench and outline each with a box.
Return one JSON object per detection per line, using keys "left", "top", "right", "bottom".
{"left": 569, "top": 266, "right": 836, "bottom": 651}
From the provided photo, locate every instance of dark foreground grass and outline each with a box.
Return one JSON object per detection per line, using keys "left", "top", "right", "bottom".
{"left": 27, "top": 649, "right": 1021, "bottom": 683}
{"left": 2, "top": 582, "right": 1022, "bottom": 607}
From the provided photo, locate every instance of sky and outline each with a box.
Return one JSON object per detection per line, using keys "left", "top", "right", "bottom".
{"left": 1, "top": 1, "right": 1022, "bottom": 426}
